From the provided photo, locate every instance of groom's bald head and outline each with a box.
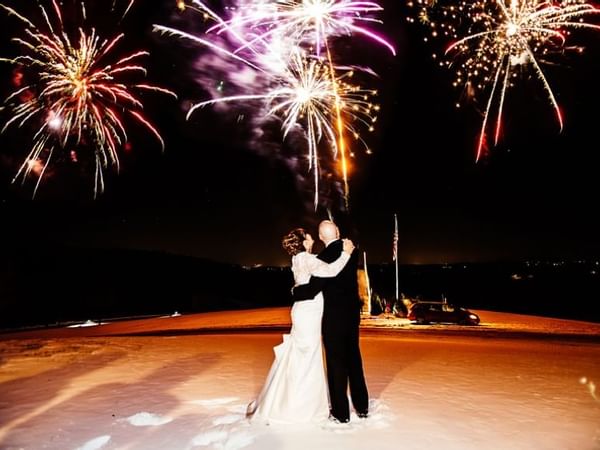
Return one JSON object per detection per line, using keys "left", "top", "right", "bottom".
{"left": 318, "top": 220, "right": 339, "bottom": 245}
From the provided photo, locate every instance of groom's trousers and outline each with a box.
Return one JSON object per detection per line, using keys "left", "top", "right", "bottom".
{"left": 322, "top": 311, "right": 369, "bottom": 422}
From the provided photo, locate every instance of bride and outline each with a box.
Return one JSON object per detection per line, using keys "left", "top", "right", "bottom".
{"left": 247, "top": 227, "right": 355, "bottom": 424}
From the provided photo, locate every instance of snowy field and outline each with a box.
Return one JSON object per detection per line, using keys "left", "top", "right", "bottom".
{"left": 1, "top": 309, "right": 599, "bottom": 450}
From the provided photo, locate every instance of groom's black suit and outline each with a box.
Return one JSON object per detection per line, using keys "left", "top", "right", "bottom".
{"left": 292, "top": 239, "right": 369, "bottom": 422}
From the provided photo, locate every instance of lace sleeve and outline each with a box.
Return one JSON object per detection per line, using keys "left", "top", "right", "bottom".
{"left": 305, "top": 251, "right": 350, "bottom": 278}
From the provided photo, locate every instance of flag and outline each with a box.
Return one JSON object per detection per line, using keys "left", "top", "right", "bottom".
{"left": 392, "top": 214, "right": 398, "bottom": 261}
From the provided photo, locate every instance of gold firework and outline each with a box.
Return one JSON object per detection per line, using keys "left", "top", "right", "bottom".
{"left": 0, "top": 1, "right": 176, "bottom": 196}
{"left": 409, "top": 0, "right": 600, "bottom": 159}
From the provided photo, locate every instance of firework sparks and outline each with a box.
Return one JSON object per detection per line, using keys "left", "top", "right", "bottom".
{"left": 156, "top": 0, "right": 392, "bottom": 209}
{"left": 205, "top": 0, "right": 396, "bottom": 57}
{"left": 198, "top": 0, "right": 394, "bottom": 207}
{"left": 184, "top": 50, "right": 378, "bottom": 209}
{"left": 0, "top": 1, "right": 176, "bottom": 197}
{"left": 409, "top": 0, "right": 600, "bottom": 160}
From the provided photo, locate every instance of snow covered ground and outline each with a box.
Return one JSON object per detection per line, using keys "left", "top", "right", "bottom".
{"left": 4, "top": 307, "right": 600, "bottom": 339}
{"left": 0, "top": 309, "right": 599, "bottom": 449}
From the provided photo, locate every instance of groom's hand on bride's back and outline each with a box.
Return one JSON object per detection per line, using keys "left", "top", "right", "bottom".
{"left": 292, "top": 277, "right": 326, "bottom": 302}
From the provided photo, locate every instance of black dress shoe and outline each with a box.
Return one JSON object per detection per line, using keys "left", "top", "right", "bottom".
{"left": 328, "top": 414, "right": 350, "bottom": 424}
{"left": 356, "top": 411, "right": 369, "bottom": 419}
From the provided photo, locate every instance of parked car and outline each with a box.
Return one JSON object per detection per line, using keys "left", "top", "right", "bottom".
{"left": 407, "top": 301, "right": 480, "bottom": 325}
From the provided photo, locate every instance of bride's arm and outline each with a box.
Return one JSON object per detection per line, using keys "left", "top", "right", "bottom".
{"left": 292, "top": 240, "right": 355, "bottom": 301}
{"left": 306, "top": 250, "right": 351, "bottom": 278}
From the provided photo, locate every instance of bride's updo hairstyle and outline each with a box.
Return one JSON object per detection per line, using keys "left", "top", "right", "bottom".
{"left": 282, "top": 228, "right": 307, "bottom": 256}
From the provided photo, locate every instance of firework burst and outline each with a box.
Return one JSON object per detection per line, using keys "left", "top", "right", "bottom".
{"left": 156, "top": 0, "right": 392, "bottom": 210}
{"left": 184, "top": 49, "right": 379, "bottom": 208}
{"left": 409, "top": 0, "right": 600, "bottom": 160}
{"left": 200, "top": 0, "right": 394, "bottom": 207}
{"left": 0, "top": 1, "right": 176, "bottom": 196}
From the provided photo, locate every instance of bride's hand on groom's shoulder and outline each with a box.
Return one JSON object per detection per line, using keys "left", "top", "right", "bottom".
{"left": 342, "top": 239, "right": 355, "bottom": 255}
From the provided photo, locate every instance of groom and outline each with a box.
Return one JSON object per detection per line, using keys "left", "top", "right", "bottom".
{"left": 292, "top": 220, "right": 369, "bottom": 423}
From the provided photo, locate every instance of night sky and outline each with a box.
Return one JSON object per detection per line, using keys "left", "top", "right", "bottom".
{"left": 1, "top": 0, "right": 600, "bottom": 266}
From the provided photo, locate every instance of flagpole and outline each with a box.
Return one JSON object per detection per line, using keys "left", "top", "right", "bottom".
{"left": 394, "top": 214, "right": 399, "bottom": 301}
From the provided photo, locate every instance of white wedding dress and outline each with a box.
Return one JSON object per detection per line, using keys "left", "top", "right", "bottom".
{"left": 247, "top": 250, "right": 350, "bottom": 424}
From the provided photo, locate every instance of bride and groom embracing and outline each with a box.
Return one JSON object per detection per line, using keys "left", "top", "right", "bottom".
{"left": 247, "top": 220, "right": 369, "bottom": 425}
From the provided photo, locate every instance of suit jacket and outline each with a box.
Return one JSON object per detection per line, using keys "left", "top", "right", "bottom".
{"left": 292, "top": 239, "right": 362, "bottom": 317}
